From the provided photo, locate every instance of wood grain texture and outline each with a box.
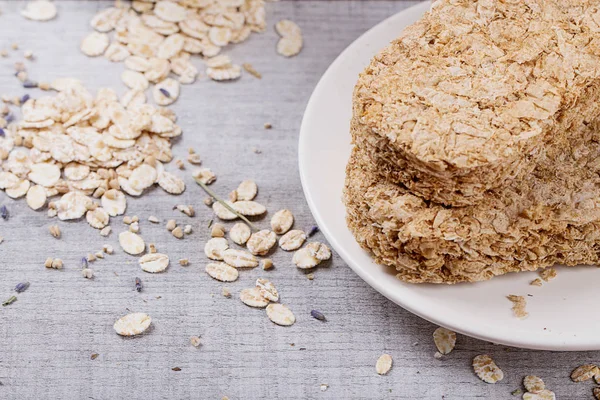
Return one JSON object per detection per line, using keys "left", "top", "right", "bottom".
{"left": 0, "top": 1, "right": 593, "bottom": 399}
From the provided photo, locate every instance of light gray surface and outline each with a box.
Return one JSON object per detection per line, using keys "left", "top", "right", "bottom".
{"left": 0, "top": 1, "right": 595, "bottom": 399}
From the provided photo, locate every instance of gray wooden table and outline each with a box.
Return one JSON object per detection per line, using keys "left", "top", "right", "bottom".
{"left": 0, "top": 1, "right": 594, "bottom": 399}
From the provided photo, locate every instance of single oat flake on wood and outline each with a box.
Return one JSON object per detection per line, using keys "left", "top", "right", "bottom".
{"left": 139, "top": 253, "right": 169, "bottom": 273}
{"left": 256, "top": 278, "right": 278, "bottom": 302}
{"left": 119, "top": 231, "right": 145, "bottom": 255}
{"left": 229, "top": 223, "right": 251, "bottom": 245}
{"left": 240, "top": 287, "right": 269, "bottom": 308}
{"left": 205, "top": 262, "right": 239, "bottom": 282}
{"left": 266, "top": 303, "right": 295, "bottom": 326}
{"left": 523, "top": 375, "right": 545, "bottom": 393}
{"left": 522, "top": 390, "right": 556, "bottom": 400}
{"left": 472, "top": 355, "right": 504, "bottom": 384}
{"left": 375, "top": 354, "right": 392, "bottom": 375}
{"left": 279, "top": 230, "right": 306, "bottom": 251}
{"left": 432, "top": 327, "right": 456, "bottom": 355}
{"left": 571, "top": 364, "right": 599, "bottom": 382}
{"left": 21, "top": 0, "right": 57, "bottom": 21}
{"left": 113, "top": 312, "right": 151, "bottom": 336}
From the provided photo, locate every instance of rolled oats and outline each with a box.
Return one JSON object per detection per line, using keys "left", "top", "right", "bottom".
{"left": 212, "top": 201, "right": 238, "bottom": 221}
{"left": 571, "top": 364, "right": 599, "bottom": 382}
{"left": 204, "top": 237, "right": 229, "bottom": 261}
{"left": 223, "top": 249, "right": 258, "bottom": 268}
{"left": 26, "top": 184, "right": 47, "bottom": 210}
{"left": 21, "top": 0, "right": 57, "bottom": 21}
{"left": 229, "top": 222, "right": 251, "bottom": 245}
{"left": 256, "top": 278, "right": 278, "bottom": 302}
{"left": 292, "top": 247, "right": 320, "bottom": 269}
{"left": 81, "top": 32, "right": 110, "bottom": 57}
{"left": 232, "top": 201, "right": 265, "bottom": 216}
{"left": 240, "top": 287, "right": 269, "bottom": 308}
{"left": 113, "top": 312, "right": 151, "bottom": 336}
{"left": 523, "top": 375, "right": 545, "bottom": 393}
{"left": 507, "top": 295, "right": 528, "bottom": 319}
{"left": 261, "top": 258, "right": 273, "bottom": 270}
{"left": 193, "top": 168, "right": 216, "bottom": 185}
{"left": 118, "top": 231, "right": 145, "bottom": 255}
{"left": 121, "top": 70, "right": 149, "bottom": 91}
{"left": 375, "top": 354, "right": 393, "bottom": 375}
{"left": 279, "top": 229, "right": 306, "bottom": 251}
{"left": 246, "top": 229, "right": 277, "bottom": 256}
{"left": 86, "top": 207, "right": 109, "bottom": 229}
{"left": 266, "top": 303, "right": 295, "bottom": 326}
{"left": 139, "top": 253, "right": 170, "bottom": 273}
{"left": 270, "top": 209, "right": 294, "bottom": 234}
{"left": 206, "top": 262, "right": 239, "bottom": 282}
{"left": 432, "top": 327, "right": 456, "bottom": 355}
{"left": 210, "top": 223, "right": 226, "bottom": 238}
{"left": 472, "top": 355, "right": 504, "bottom": 384}
{"left": 277, "top": 36, "right": 302, "bottom": 58}
{"left": 522, "top": 390, "right": 555, "bottom": 400}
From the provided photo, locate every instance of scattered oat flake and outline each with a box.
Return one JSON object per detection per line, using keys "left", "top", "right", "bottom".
{"left": 113, "top": 312, "right": 151, "bottom": 336}
{"left": 153, "top": 78, "right": 180, "bottom": 106}
{"left": 472, "top": 355, "right": 504, "bottom": 384}
{"left": 119, "top": 231, "right": 145, "bottom": 255}
{"left": 206, "top": 262, "right": 239, "bottom": 282}
{"left": 232, "top": 201, "right": 266, "bottom": 216}
{"left": 207, "top": 65, "right": 242, "bottom": 81}
{"left": 271, "top": 209, "right": 294, "bottom": 234}
{"left": 204, "top": 237, "right": 229, "bottom": 261}
{"left": 247, "top": 230, "right": 277, "bottom": 256}
{"left": 223, "top": 249, "right": 258, "bottom": 268}
{"left": 256, "top": 278, "right": 278, "bottom": 302}
{"left": 571, "top": 364, "right": 599, "bottom": 382}
{"left": 523, "top": 375, "right": 545, "bottom": 393}
{"left": 154, "top": 1, "right": 187, "bottom": 22}
{"left": 212, "top": 201, "right": 238, "bottom": 221}
{"left": 236, "top": 180, "right": 257, "bottom": 201}
{"left": 277, "top": 36, "right": 303, "bottom": 57}
{"left": 433, "top": 327, "right": 456, "bottom": 355}
{"left": 376, "top": 354, "right": 393, "bottom": 375}
{"left": 230, "top": 222, "right": 251, "bottom": 245}
{"left": 275, "top": 20, "right": 302, "bottom": 37}
{"left": 539, "top": 268, "right": 557, "bottom": 282}
{"left": 522, "top": 390, "right": 556, "bottom": 400}
{"left": 157, "top": 172, "right": 186, "bottom": 195}
{"left": 81, "top": 32, "right": 110, "bottom": 57}
{"left": 306, "top": 242, "right": 331, "bottom": 261}
{"left": 279, "top": 229, "right": 307, "bottom": 251}
{"left": 530, "top": 278, "right": 543, "bottom": 287}
{"left": 26, "top": 185, "right": 46, "bottom": 210}
{"left": 507, "top": 294, "right": 528, "bottom": 319}
{"left": 240, "top": 287, "right": 269, "bottom": 308}
{"left": 293, "top": 247, "right": 321, "bottom": 269}
{"left": 22, "top": 0, "right": 57, "bottom": 21}
{"left": 266, "top": 303, "right": 295, "bottom": 326}
{"left": 139, "top": 253, "right": 169, "bottom": 273}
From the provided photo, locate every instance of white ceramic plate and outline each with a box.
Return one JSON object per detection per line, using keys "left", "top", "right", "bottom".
{"left": 299, "top": 1, "right": 600, "bottom": 351}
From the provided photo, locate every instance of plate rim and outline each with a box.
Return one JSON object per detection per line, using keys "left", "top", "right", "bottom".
{"left": 298, "top": 1, "right": 599, "bottom": 351}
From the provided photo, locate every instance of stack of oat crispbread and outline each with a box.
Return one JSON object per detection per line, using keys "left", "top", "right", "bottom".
{"left": 344, "top": 0, "right": 600, "bottom": 284}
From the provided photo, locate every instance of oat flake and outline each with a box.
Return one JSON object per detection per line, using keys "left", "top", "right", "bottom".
{"left": 256, "top": 278, "right": 278, "bottom": 302}
{"left": 266, "top": 303, "right": 295, "bottom": 326}
{"left": 270, "top": 209, "right": 294, "bottom": 235}
{"left": 81, "top": 32, "right": 110, "bottom": 57}
{"left": 375, "top": 354, "right": 393, "bottom": 375}
{"left": 472, "top": 355, "right": 504, "bottom": 384}
{"left": 119, "top": 231, "right": 145, "bottom": 255}
{"left": 204, "top": 237, "right": 229, "bottom": 261}
{"left": 26, "top": 185, "right": 47, "bottom": 210}
{"left": 212, "top": 201, "right": 238, "bottom": 221}
{"left": 153, "top": 78, "right": 180, "bottom": 106}
{"left": 236, "top": 179, "right": 257, "bottom": 201}
{"left": 522, "top": 390, "right": 556, "bottom": 400}
{"left": 101, "top": 189, "right": 127, "bottom": 216}
{"left": 306, "top": 242, "right": 331, "bottom": 261}
{"left": 240, "top": 287, "right": 269, "bottom": 308}
{"left": 154, "top": 1, "right": 187, "bottom": 23}
{"left": 571, "top": 364, "right": 599, "bottom": 382}
{"left": 113, "top": 312, "right": 151, "bottom": 336}
{"left": 22, "top": 0, "right": 57, "bottom": 21}
{"left": 229, "top": 222, "right": 251, "bottom": 245}
{"left": 292, "top": 247, "right": 320, "bottom": 269}
{"left": 157, "top": 171, "right": 185, "bottom": 195}
{"left": 232, "top": 201, "right": 266, "bottom": 216}
{"left": 247, "top": 230, "right": 277, "bottom": 256}
{"left": 433, "top": 327, "right": 456, "bottom": 355}
{"left": 223, "top": 249, "right": 258, "bottom": 268}
{"left": 205, "top": 262, "right": 239, "bottom": 282}
{"left": 523, "top": 375, "right": 545, "bottom": 393}
{"left": 139, "top": 253, "right": 170, "bottom": 273}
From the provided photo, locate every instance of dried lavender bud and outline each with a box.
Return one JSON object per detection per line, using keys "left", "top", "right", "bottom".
{"left": 135, "top": 277, "right": 142, "bottom": 292}
{"left": 23, "top": 80, "right": 38, "bottom": 88}
{"left": 307, "top": 225, "right": 320, "bottom": 237}
{"left": 310, "top": 310, "right": 326, "bottom": 321}
{"left": 159, "top": 88, "right": 171, "bottom": 98}
{"left": 81, "top": 257, "right": 88, "bottom": 268}
{"left": 2, "top": 295, "right": 16, "bottom": 306}
{"left": 14, "top": 282, "right": 29, "bottom": 293}
{"left": 20, "top": 94, "right": 30, "bottom": 104}
{"left": 5, "top": 113, "right": 14, "bottom": 123}
{"left": 0, "top": 128, "right": 4, "bottom": 137}
{"left": 0, "top": 205, "right": 8, "bottom": 220}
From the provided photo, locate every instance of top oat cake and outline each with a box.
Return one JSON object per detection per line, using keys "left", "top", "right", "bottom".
{"left": 352, "top": 0, "right": 600, "bottom": 206}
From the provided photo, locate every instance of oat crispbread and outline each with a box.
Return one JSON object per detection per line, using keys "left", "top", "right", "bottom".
{"left": 344, "top": 118, "right": 600, "bottom": 283}
{"left": 353, "top": 0, "right": 600, "bottom": 206}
